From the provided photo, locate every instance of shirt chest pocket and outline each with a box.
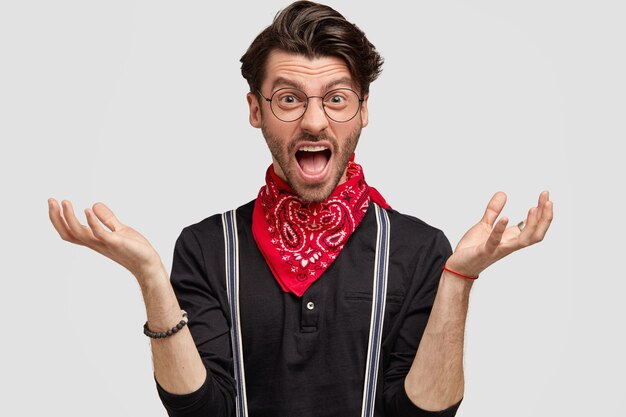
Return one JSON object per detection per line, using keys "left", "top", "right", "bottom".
{"left": 343, "top": 290, "right": 405, "bottom": 328}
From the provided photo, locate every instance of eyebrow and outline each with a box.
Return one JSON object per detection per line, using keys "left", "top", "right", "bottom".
{"left": 322, "top": 77, "right": 355, "bottom": 92}
{"left": 270, "top": 77, "right": 356, "bottom": 94}
{"left": 271, "top": 77, "right": 305, "bottom": 91}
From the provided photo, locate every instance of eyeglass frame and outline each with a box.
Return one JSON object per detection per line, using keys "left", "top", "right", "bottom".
{"left": 256, "top": 87, "right": 365, "bottom": 123}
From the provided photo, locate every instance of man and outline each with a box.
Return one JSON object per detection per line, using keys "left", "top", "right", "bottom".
{"left": 48, "top": 1, "right": 553, "bottom": 416}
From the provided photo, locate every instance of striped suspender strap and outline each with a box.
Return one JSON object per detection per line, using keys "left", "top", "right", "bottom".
{"left": 361, "top": 203, "right": 391, "bottom": 417}
{"left": 222, "top": 203, "right": 390, "bottom": 417}
{"left": 222, "top": 209, "right": 248, "bottom": 417}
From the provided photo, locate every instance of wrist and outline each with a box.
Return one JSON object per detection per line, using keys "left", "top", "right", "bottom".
{"left": 135, "top": 262, "right": 169, "bottom": 291}
{"left": 139, "top": 275, "right": 183, "bottom": 332}
{"left": 443, "top": 252, "right": 483, "bottom": 280}
{"left": 443, "top": 264, "right": 478, "bottom": 281}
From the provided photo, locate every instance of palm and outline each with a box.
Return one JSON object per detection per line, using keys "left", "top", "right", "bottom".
{"left": 445, "top": 191, "right": 553, "bottom": 278}
{"left": 48, "top": 199, "right": 162, "bottom": 280}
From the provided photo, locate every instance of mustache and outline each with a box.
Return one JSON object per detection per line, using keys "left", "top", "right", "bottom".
{"left": 296, "top": 132, "right": 331, "bottom": 142}
{"left": 288, "top": 132, "right": 336, "bottom": 152}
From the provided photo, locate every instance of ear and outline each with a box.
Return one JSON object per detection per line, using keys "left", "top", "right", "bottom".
{"left": 247, "top": 92, "right": 262, "bottom": 128}
{"left": 360, "top": 93, "right": 369, "bottom": 128}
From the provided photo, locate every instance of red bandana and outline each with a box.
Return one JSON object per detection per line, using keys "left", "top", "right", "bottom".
{"left": 252, "top": 160, "right": 390, "bottom": 297}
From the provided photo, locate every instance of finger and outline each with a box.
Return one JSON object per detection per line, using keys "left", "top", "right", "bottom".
{"left": 533, "top": 199, "right": 554, "bottom": 242}
{"left": 484, "top": 216, "right": 509, "bottom": 254}
{"left": 521, "top": 191, "right": 553, "bottom": 244}
{"left": 536, "top": 190, "right": 550, "bottom": 221}
{"left": 480, "top": 192, "right": 507, "bottom": 227}
{"left": 518, "top": 207, "right": 539, "bottom": 246}
{"left": 85, "top": 208, "right": 115, "bottom": 244}
{"left": 62, "top": 200, "right": 97, "bottom": 244}
{"left": 527, "top": 205, "right": 540, "bottom": 229}
{"left": 92, "top": 202, "right": 123, "bottom": 232}
{"left": 537, "top": 190, "right": 549, "bottom": 209}
{"left": 48, "top": 198, "right": 81, "bottom": 244}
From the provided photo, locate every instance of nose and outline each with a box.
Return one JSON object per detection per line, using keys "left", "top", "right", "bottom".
{"left": 299, "top": 97, "right": 329, "bottom": 135}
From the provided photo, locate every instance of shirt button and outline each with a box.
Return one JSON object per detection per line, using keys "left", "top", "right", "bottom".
{"left": 306, "top": 301, "right": 315, "bottom": 310}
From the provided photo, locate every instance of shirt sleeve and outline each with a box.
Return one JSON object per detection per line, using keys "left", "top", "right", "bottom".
{"left": 383, "top": 229, "right": 463, "bottom": 417}
{"left": 156, "top": 224, "right": 235, "bottom": 417}
{"left": 392, "top": 386, "right": 462, "bottom": 417}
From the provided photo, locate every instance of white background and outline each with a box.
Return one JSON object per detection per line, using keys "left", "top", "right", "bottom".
{"left": 1, "top": 0, "right": 624, "bottom": 415}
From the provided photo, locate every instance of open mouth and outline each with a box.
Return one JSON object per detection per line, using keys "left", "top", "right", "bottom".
{"left": 295, "top": 145, "right": 332, "bottom": 177}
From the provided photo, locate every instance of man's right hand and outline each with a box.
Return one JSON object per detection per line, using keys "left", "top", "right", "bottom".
{"left": 48, "top": 198, "right": 165, "bottom": 287}
{"left": 49, "top": 198, "right": 208, "bottom": 394}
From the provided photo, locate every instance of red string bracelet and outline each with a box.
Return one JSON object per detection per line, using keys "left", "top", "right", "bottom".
{"left": 442, "top": 265, "right": 479, "bottom": 281}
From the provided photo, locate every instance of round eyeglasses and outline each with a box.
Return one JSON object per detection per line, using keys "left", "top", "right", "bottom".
{"left": 258, "top": 88, "right": 364, "bottom": 123}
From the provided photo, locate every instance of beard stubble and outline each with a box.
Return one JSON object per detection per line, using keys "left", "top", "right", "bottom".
{"left": 261, "top": 122, "right": 362, "bottom": 203}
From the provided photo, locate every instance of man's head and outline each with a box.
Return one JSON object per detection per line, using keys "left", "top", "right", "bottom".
{"left": 241, "top": 1, "right": 383, "bottom": 98}
{"left": 240, "top": 1, "right": 383, "bottom": 202}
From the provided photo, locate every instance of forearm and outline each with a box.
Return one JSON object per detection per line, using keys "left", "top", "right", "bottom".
{"left": 404, "top": 271, "right": 472, "bottom": 411}
{"left": 139, "top": 265, "right": 207, "bottom": 395}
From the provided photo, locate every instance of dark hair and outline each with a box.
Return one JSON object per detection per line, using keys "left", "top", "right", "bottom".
{"left": 240, "top": 1, "right": 383, "bottom": 97}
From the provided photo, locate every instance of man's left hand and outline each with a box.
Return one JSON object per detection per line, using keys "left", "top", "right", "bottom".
{"left": 444, "top": 191, "right": 554, "bottom": 279}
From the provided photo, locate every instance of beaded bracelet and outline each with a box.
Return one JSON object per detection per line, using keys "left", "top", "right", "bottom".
{"left": 143, "top": 310, "right": 188, "bottom": 339}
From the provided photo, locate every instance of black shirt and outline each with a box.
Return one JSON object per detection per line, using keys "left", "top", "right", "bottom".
{"left": 157, "top": 200, "right": 461, "bottom": 417}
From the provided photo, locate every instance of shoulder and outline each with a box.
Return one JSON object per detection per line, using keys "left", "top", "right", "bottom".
{"left": 179, "top": 199, "right": 256, "bottom": 244}
{"left": 183, "top": 200, "right": 256, "bottom": 236}
{"left": 383, "top": 208, "right": 452, "bottom": 296}
{"left": 385, "top": 207, "right": 451, "bottom": 252}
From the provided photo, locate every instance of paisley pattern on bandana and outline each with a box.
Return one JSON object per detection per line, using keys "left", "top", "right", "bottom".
{"left": 252, "top": 161, "right": 386, "bottom": 297}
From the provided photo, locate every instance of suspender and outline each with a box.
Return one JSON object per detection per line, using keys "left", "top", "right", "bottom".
{"left": 361, "top": 203, "right": 390, "bottom": 417}
{"left": 222, "top": 209, "right": 248, "bottom": 417}
{"left": 222, "top": 204, "right": 390, "bottom": 417}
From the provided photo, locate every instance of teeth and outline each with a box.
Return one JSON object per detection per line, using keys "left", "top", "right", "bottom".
{"left": 299, "top": 145, "right": 328, "bottom": 152}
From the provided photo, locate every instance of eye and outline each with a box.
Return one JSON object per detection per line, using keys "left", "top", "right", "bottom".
{"left": 281, "top": 95, "right": 297, "bottom": 104}
{"left": 324, "top": 90, "right": 350, "bottom": 108}
{"left": 274, "top": 89, "right": 306, "bottom": 108}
